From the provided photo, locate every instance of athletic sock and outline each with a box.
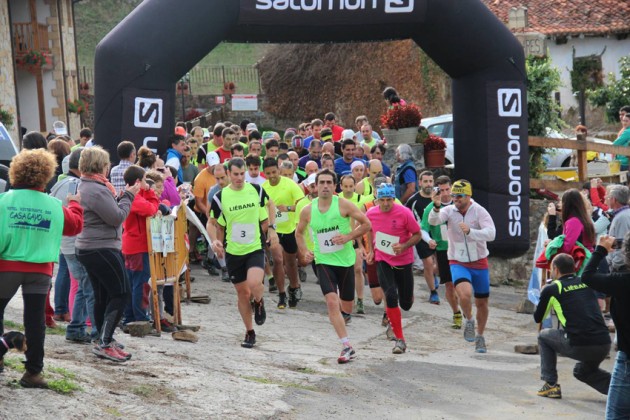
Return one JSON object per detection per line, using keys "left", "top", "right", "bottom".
{"left": 386, "top": 307, "right": 404, "bottom": 340}
{"left": 340, "top": 337, "right": 350, "bottom": 347}
{"left": 218, "top": 257, "right": 226, "bottom": 268}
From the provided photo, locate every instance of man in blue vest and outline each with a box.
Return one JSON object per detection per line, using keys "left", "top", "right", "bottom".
{"left": 395, "top": 144, "right": 418, "bottom": 203}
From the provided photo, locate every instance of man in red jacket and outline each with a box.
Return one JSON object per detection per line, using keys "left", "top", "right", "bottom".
{"left": 121, "top": 166, "right": 160, "bottom": 327}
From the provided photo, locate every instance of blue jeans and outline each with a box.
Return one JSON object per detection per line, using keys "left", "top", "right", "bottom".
{"left": 64, "top": 253, "right": 97, "bottom": 339}
{"left": 54, "top": 254, "right": 70, "bottom": 315}
{"left": 607, "top": 350, "right": 630, "bottom": 419}
{"left": 123, "top": 253, "right": 151, "bottom": 324}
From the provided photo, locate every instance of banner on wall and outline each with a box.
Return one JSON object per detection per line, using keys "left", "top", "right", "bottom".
{"left": 238, "top": 0, "right": 427, "bottom": 26}
{"left": 232, "top": 94, "right": 258, "bottom": 111}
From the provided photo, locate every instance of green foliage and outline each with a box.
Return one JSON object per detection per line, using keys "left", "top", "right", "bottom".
{"left": 526, "top": 55, "right": 565, "bottom": 177}
{"left": 588, "top": 55, "right": 630, "bottom": 123}
{"left": 571, "top": 56, "right": 603, "bottom": 93}
{"left": 47, "top": 378, "right": 82, "bottom": 395}
{"left": 3, "top": 320, "right": 24, "bottom": 331}
{"left": 0, "top": 106, "right": 14, "bottom": 128}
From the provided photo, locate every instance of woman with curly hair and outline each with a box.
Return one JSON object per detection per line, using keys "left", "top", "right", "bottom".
{"left": 75, "top": 146, "right": 140, "bottom": 363}
{"left": 136, "top": 146, "right": 156, "bottom": 170}
{"left": 0, "top": 149, "right": 83, "bottom": 388}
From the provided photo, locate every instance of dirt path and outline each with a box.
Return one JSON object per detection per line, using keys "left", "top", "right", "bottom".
{"left": 0, "top": 266, "right": 611, "bottom": 419}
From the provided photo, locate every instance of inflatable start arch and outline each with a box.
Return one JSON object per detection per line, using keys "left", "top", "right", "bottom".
{"left": 94, "top": 0, "right": 529, "bottom": 257}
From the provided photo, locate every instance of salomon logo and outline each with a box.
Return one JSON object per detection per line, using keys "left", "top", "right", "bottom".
{"left": 255, "top": 0, "right": 415, "bottom": 13}
{"left": 134, "top": 98, "right": 163, "bottom": 128}
{"left": 497, "top": 89, "right": 521, "bottom": 117}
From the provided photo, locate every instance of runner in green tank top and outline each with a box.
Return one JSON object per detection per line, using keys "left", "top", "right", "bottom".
{"left": 296, "top": 169, "right": 371, "bottom": 364}
{"left": 209, "top": 158, "right": 276, "bottom": 349}
{"left": 340, "top": 174, "right": 367, "bottom": 314}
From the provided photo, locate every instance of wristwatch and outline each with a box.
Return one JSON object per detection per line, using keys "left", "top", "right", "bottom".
{"left": 269, "top": 223, "right": 277, "bottom": 231}
{"left": 287, "top": 205, "right": 293, "bottom": 212}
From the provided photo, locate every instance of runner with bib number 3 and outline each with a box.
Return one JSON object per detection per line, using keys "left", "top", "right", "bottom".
{"left": 209, "top": 158, "right": 274, "bottom": 349}
{"left": 366, "top": 183, "right": 421, "bottom": 355}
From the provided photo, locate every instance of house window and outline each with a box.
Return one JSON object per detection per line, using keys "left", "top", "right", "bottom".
{"left": 571, "top": 55, "right": 604, "bottom": 93}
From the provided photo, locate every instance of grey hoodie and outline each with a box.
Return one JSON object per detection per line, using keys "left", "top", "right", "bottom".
{"left": 75, "top": 178, "right": 134, "bottom": 250}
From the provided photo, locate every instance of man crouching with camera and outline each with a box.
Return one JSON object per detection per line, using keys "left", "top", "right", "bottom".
{"left": 534, "top": 253, "right": 611, "bottom": 400}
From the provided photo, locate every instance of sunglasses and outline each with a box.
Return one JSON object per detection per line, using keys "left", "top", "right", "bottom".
{"left": 451, "top": 194, "right": 466, "bottom": 199}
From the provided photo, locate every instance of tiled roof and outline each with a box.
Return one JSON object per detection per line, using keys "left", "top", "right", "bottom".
{"left": 482, "top": 0, "right": 630, "bottom": 37}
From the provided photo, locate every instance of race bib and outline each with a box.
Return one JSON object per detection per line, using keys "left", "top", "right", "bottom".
{"left": 317, "top": 230, "right": 343, "bottom": 254}
{"left": 232, "top": 223, "right": 255, "bottom": 244}
{"left": 440, "top": 224, "right": 448, "bottom": 239}
{"left": 276, "top": 210, "right": 289, "bottom": 223}
{"left": 453, "top": 242, "right": 478, "bottom": 262}
{"left": 375, "top": 232, "right": 399, "bottom": 255}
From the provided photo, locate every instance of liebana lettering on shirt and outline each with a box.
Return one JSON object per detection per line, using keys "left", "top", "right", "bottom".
{"left": 316, "top": 225, "right": 340, "bottom": 234}
{"left": 229, "top": 202, "right": 257, "bottom": 212}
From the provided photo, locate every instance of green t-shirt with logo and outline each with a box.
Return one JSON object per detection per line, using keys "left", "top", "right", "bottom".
{"left": 210, "top": 183, "right": 268, "bottom": 256}
{"left": 311, "top": 196, "right": 355, "bottom": 267}
{"left": 262, "top": 176, "right": 304, "bottom": 234}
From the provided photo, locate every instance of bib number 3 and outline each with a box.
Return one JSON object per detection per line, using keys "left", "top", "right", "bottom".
{"left": 232, "top": 223, "right": 255, "bottom": 244}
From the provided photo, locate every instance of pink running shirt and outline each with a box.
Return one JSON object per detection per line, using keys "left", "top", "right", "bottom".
{"left": 366, "top": 203, "right": 420, "bottom": 266}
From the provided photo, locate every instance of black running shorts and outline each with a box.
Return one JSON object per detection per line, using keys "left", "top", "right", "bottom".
{"left": 316, "top": 264, "right": 355, "bottom": 302}
{"left": 226, "top": 250, "right": 265, "bottom": 284}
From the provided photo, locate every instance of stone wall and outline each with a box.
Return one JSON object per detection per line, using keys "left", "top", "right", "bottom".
{"left": 0, "top": 0, "right": 20, "bottom": 146}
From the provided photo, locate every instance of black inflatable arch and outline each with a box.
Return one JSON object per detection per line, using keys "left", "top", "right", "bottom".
{"left": 94, "top": 0, "right": 529, "bottom": 257}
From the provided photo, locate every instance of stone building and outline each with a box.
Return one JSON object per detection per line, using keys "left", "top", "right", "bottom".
{"left": 0, "top": 0, "right": 82, "bottom": 147}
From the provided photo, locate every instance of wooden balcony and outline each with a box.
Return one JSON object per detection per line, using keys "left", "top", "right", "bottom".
{"left": 13, "top": 22, "right": 50, "bottom": 56}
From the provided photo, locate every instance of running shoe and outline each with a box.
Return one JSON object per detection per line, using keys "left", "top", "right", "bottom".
{"left": 65, "top": 334, "right": 92, "bottom": 344}
{"left": 221, "top": 267, "right": 230, "bottom": 282}
{"left": 161, "top": 319, "right": 177, "bottom": 333}
{"left": 110, "top": 339, "right": 126, "bottom": 350}
{"left": 463, "top": 318, "right": 476, "bottom": 342}
{"left": 342, "top": 312, "right": 352, "bottom": 325}
{"left": 429, "top": 290, "right": 440, "bottom": 305}
{"left": 356, "top": 298, "right": 365, "bottom": 315}
{"left": 113, "top": 345, "right": 132, "bottom": 360}
{"left": 295, "top": 286, "right": 303, "bottom": 301}
{"left": 241, "top": 330, "right": 256, "bottom": 348}
{"left": 268, "top": 276, "right": 278, "bottom": 293}
{"left": 452, "top": 312, "right": 463, "bottom": 329}
{"left": 337, "top": 346, "right": 356, "bottom": 364}
{"left": 277, "top": 293, "right": 287, "bottom": 310}
{"left": 475, "top": 335, "right": 487, "bottom": 353}
{"left": 254, "top": 298, "right": 266, "bottom": 326}
{"left": 299, "top": 266, "right": 307, "bottom": 283}
{"left": 392, "top": 339, "right": 407, "bottom": 354}
{"left": 385, "top": 324, "right": 396, "bottom": 341}
{"left": 93, "top": 344, "right": 127, "bottom": 362}
{"left": 381, "top": 312, "right": 389, "bottom": 327}
{"left": 537, "top": 382, "right": 562, "bottom": 399}
{"left": 288, "top": 287, "right": 298, "bottom": 308}
{"left": 202, "top": 258, "right": 219, "bottom": 276}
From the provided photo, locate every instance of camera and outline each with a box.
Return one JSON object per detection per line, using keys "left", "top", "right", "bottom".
{"left": 67, "top": 182, "right": 78, "bottom": 195}
{"left": 433, "top": 186, "right": 440, "bottom": 194}
{"left": 612, "top": 238, "right": 624, "bottom": 249}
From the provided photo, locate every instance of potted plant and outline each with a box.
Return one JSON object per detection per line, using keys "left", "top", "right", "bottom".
{"left": 17, "top": 50, "right": 52, "bottom": 73}
{"left": 379, "top": 103, "right": 422, "bottom": 145}
{"left": 67, "top": 98, "right": 88, "bottom": 115}
{"left": 79, "top": 82, "right": 90, "bottom": 95}
{"left": 423, "top": 134, "right": 447, "bottom": 168}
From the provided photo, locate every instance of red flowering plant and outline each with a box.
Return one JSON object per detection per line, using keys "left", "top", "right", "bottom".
{"left": 17, "top": 50, "right": 51, "bottom": 70}
{"left": 423, "top": 134, "right": 446, "bottom": 151}
{"left": 380, "top": 103, "right": 422, "bottom": 130}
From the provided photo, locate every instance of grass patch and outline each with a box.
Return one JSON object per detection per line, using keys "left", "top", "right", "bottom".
{"left": 2, "top": 356, "right": 25, "bottom": 373}
{"left": 48, "top": 378, "right": 82, "bottom": 395}
{"left": 47, "top": 366, "right": 77, "bottom": 380}
{"left": 104, "top": 407, "right": 123, "bottom": 418}
{"left": 131, "top": 384, "right": 153, "bottom": 397}
{"left": 3, "top": 320, "right": 24, "bottom": 331}
{"left": 241, "top": 375, "right": 320, "bottom": 392}
{"left": 46, "top": 325, "right": 67, "bottom": 336}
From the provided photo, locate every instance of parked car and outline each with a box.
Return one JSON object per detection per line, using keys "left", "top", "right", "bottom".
{"left": 420, "top": 114, "right": 613, "bottom": 168}
{"left": 0, "top": 122, "right": 19, "bottom": 167}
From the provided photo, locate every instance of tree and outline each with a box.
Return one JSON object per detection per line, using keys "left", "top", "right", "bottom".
{"left": 588, "top": 55, "right": 630, "bottom": 123}
{"left": 526, "top": 55, "right": 564, "bottom": 177}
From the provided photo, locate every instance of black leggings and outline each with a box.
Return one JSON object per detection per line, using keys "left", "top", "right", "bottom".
{"left": 76, "top": 248, "right": 130, "bottom": 345}
{"left": 316, "top": 264, "right": 355, "bottom": 302}
{"left": 376, "top": 262, "right": 414, "bottom": 310}
{"left": 0, "top": 291, "right": 47, "bottom": 374}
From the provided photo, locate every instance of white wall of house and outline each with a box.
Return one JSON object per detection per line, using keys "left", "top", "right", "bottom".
{"left": 43, "top": 69, "right": 55, "bottom": 130}
{"left": 548, "top": 37, "right": 630, "bottom": 112}
{"left": 15, "top": 70, "right": 38, "bottom": 133}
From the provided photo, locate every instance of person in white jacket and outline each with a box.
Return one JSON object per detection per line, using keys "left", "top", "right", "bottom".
{"left": 428, "top": 179, "right": 495, "bottom": 353}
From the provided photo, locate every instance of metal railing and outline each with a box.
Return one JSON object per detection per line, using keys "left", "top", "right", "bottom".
{"left": 78, "top": 65, "right": 261, "bottom": 95}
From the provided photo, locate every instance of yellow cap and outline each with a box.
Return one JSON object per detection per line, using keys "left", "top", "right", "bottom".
{"left": 451, "top": 179, "right": 472, "bottom": 196}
